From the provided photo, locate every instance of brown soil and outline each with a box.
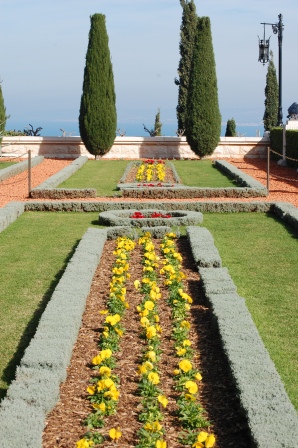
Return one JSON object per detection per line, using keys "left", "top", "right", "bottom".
{"left": 42, "top": 239, "right": 250, "bottom": 448}
{"left": 0, "top": 158, "right": 72, "bottom": 208}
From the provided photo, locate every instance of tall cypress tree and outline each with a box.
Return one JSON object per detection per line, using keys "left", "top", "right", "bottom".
{"left": 0, "top": 81, "right": 7, "bottom": 137}
{"left": 154, "top": 108, "right": 162, "bottom": 136}
{"left": 79, "top": 14, "right": 117, "bottom": 158}
{"left": 225, "top": 118, "right": 237, "bottom": 137}
{"left": 185, "top": 16, "right": 221, "bottom": 157}
{"left": 175, "top": 0, "right": 197, "bottom": 131}
{"left": 263, "top": 51, "right": 278, "bottom": 131}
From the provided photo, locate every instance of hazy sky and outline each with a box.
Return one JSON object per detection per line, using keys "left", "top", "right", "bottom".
{"left": 0, "top": 0, "right": 297, "bottom": 133}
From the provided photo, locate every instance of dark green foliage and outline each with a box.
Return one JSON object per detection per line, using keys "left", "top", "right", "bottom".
{"left": 185, "top": 17, "right": 221, "bottom": 157}
{"left": 0, "top": 82, "right": 7, "bottom": 138}
{"left": 263, "top": 51, "right": 278, "bottom": 131}
{"left": 225, "top": 118, "right": 236, "bottom": 137}
{"left": 176, "top": 0, "right": 197, "bottom": 131}
{"left": 270, "top": 128, "right": 298, "bottom": 168}
{"left": 79, "top": 14, "right": 117, "bottom": 158}
{"left": 154, "top": 108, "right": 162, "bottom": 136}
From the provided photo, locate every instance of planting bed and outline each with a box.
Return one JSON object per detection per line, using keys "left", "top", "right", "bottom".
{"left": 98, "top": 209, "right": 203, "bottom": 227}
{"left": 42, "top": 237, "right": 251, "bottom": 448}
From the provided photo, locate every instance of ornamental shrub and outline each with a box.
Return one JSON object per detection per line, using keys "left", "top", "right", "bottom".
{"left": 0, "top": 81, "right": 8, "bottom": 141}
{"left": 185, "top": 17, "right": 221, "bottom": 157}
{"left": 225, "top": 118, "right": 236, "bottom": 137}
{"left": 79, "top": 14, "right": 117, "bottom": 158}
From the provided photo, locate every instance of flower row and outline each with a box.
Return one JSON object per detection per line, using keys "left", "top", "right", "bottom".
{"left": 136, "top": 161, "right": 166, "bottom": 182}
{"left": 76, "top": 236, "right": 136, "bottom": 448}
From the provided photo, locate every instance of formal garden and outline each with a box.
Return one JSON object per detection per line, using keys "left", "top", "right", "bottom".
{"left": 0, "top": 2, "right": 297, "bottom": 447}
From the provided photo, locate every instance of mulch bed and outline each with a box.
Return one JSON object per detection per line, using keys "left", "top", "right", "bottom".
{"left": 42, "top": 238, "right": 250, "bottom": 448}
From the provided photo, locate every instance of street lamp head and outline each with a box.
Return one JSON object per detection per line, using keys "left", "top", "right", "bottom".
{"left": 258, "top": 37, "right": 270, "bottom": 65}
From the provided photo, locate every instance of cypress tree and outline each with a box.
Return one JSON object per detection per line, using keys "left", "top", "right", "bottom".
{"left": 154, "top": 108, "right": 162, "bottom": 136}
{"left": 263, "top": 51, "right": 278, "bottom": 131}
{"left": 175, "top": 0, "right": 197, "bottom": 131}
{"left": 225, "top": 118, "right": 237, "bottom": 137}
{"left": 0, "top": 81, "right": 7, "bottom": 138}
{"left": 185, "top": 17, "right": 221, "bottom": 157}
{"left": 79, "top": 14, "right": 117, "bottom": 158}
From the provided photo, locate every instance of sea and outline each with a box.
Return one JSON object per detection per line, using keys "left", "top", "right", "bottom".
{"left": 5, "top": 120, "right": 265, "bottom": 138}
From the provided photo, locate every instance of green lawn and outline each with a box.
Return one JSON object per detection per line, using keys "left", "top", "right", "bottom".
{"left": 172, "top": 159, "right": 236, "bottom": 187}
{"left": 0, "top": 161, "right": 17, "bottom": 169}
{"left": 0, "top": 211, "right": 297, "bottom": 411}
{"left": 203, "top": 212, "right": 298, "bottom": 409}
{"left": 0, "top": 212, "right": 100, "bottom": 399}
{"left": 58, "top": 160, "right": 129, "bottom": 196}
{"left": 58, "top": 159, "right": 236, "bottom": 195}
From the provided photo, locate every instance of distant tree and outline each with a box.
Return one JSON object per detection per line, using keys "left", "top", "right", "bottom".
{"left": 79, "top": 14, "right": 117, "bottom": 158}
{"left": 175, "top": 0, "right": 197, "bottom": 131}
{"left": 0, "top": 80, "right": 8, "bottom": 138}
{"left": 185, "top": 17, "right": 221, "bottom": 157}
{"left": 263, "top": 51, "right": 278, "bottom": 131}
{"left": 143, "top": 108, "right": 162, "bottom": 137}
{"left": 225, "top": 118, "right": 237, "bottom": 137}
{"left": 154, "top": 108, "right": 162, "bottom": 136}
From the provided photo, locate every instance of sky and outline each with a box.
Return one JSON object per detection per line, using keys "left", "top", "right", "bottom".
{"left": 0, "top": 0, "right": 297, "bottom": 136}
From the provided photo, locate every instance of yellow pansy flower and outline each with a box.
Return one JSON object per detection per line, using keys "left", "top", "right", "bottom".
{"left": 99, "top": 366, "right": 111, "bottom": 376}
{"left": 144, "top": 300, "right": 155, "bottom": 310}
{"left": 76, "top": 438, "right": 94, "bottom": 448}
{"left": 176, "top": 347, "right": 186, "bottom": 356}
{"left": 157, "top": 395, "right": 168, "bottom": 408}
{"left": 185, "top": 380, "right": 198, "bottom": 394}
{"left": 109, "top": 427, "right": 122, "bottom": 440}
{"left": 146, "top": 326, "right": 157, "bottom": 339}
{"left": 134, "top": 280, "right": 140, "bottom": 289}
{"left": 99, "top": 309, "right": 108, "bottom": 315}
{"left": 148, "top": 372, "right": 160, "bottom": 385}
{"left": 179, "top": 359, "right": 193, "bottom": 373}
{"left": 197, "top": 432, "right": 208, "bottom": 443}
{"left": 146, "top": 350, "right": 156, "bottom": 362}
{"left": 156, "top": 440, "right": 167, "bottom": 448}
{"left": 195, "top": 372, "right": 202, "bottom": 381}
{"left": 86, "top": 385, "right": 96, "bottom": 395}
{"left": 205, "top": 434, "right": 216, "bottom": 447}
{"left": 92, "top": 402, "right": 106, "bottom": 412}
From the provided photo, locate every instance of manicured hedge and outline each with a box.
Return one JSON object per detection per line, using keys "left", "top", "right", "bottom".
{"left": 30, "top": 188, "right": 96, "bottom": 199}
{"left": 98, "top": 208, "right": 203, "bottom": 227}
{"left": 270, "top": 127, "right": 298, "bottom": 168}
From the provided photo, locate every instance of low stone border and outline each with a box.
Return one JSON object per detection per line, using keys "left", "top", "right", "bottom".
{"left": 0, "top": 227, "right": 108, "bottom": 447}
{"left": 98, "top": 208, "right": 203, "bottom": 227}
{"left": 30, "top": 156, "right": 96, "bottom": 199}
{"left": 187, "top": 226, "right": 298, "bottom": 447}
{"left": 0, "top": 156, "right": 44, "bottom": 182}
{"left": 0, "top": 202, "right": 25, "bottom": 233}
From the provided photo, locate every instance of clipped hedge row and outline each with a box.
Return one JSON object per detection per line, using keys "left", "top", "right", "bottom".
{"left": 214, "top": 160, "right": 268, "bottom": 191}
{"left": 30, "top": 188, "right": 96, "bottom": 199}
{"left": 98, "top": 208, "right": 203, "bottom": 227}
{"left": 0, "top": 227, "right": 108, "bottom": 447}
{"left": 24, "top": 200, "right": 273, "bottom": 214}
{"left": 120, "top": 185, "right": 267, "bottom": 199}
{"left": 186, "top": 226, "right": 222, "bottom": 267}
{"left": 0, "top": 201, "right": 24, "bottom": 233}
{"left": 0, "top": 156, "right": 44, "bottom": 182}
{"left": 187, "top": 226, "right": 298, "bottom": 447}
{"left": 272, "top": 201, "right": 298, "bottom": 231}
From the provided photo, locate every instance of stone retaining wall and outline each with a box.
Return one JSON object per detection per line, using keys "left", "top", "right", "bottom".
{"left": 1, "top": 135, "right": 270, "bottom": 159}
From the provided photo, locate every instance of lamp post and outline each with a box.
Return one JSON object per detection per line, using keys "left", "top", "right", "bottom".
{"left": 258, "top": 13, "right": 284, "bottom": 126}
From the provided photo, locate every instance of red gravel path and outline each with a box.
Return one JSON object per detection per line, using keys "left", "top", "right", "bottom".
{"left": 0, "top": 157, "right": 297, "bottom": 208}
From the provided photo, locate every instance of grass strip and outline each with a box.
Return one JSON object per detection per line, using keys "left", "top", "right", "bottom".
{"left": 203, "top": 212, "right": 298, "bottom": 410}
{"left": 58, "top": 160, "right": 130, "bottom": 196}
{"left": 0, "top": 211, "right": 100, "bottom": 399}
{"left": 172, "top": 160, "right": 236, "bottom": 187}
